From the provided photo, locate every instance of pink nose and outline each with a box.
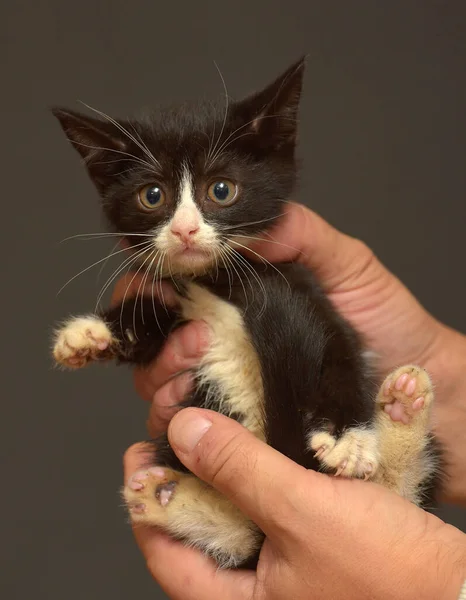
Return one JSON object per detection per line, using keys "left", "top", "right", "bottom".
{"left": 170, "top": 224, "right": 199, "bottom": 243}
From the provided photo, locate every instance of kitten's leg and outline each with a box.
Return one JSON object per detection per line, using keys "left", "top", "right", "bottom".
{"left": 372, "top": 365, "right": 437, "bottom": 505}
{"left": 123, "top": 467, "right": 262, "bottom": 569}
{"left": 309, "top": 427, "right": 379, "bottom": 480}
{"left": 53, "top": 297, "right": 179, "bottom": 368}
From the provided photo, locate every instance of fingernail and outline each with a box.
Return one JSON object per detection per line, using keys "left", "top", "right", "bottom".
{"left": 170, "top": 410, "right": 212, "bottom": 453}
{"left": 172, "top": 322, "right": 210, "bottom": 359}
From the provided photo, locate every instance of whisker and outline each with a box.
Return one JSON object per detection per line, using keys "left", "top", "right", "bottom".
{"left": 217, "top": 213, "right": 286, "bottom": 232}
{"left": 207, "top": 113, "right": 296, "bottom": 167}
{"left": 120, "top": 250, "right": 155, "bottom": 340}
{"left": 96, "top": 240, "right": 120, "bottom": 284}
{"left": 57, "top": 241, "right": 150, "bottom": 295}
{"left": 134, "top": 250, "right": 155, "bottom": 332}
{"left": 94, "top": 246, "right": 149, "bottom": 311}
{"left": 218, "top": 249, "right": 233, "bottom": 299}
{"left": 221, "top": 246, "right": 248, "bottom": 309}
{"left": 229, "top": 239, "right": 291, "bottom": 291}
{"left": 151, "top": 251, "right": 167, "bottom": 334}
{"left": 226, "top": 246, "right": 268, "bottom": 317}
{"left": 70, "top": 139, "right": 156, "bottom": 172}
{"left": 206, "top": 62, "right": 229, "bottom": 166}
{"left": 80, "top": 102, "right": 161, "bottom": 170}
{"left": 228, "top": 233, "right": 301, "bottom": 255}
{"left": 61, "top": 232, "right": 151, "bottom": 242}
{"left": 138, "top": 249, "right": 160, "bottom": 327}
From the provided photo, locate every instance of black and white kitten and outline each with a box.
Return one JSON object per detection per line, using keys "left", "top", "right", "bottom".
{"left": 52, "top": 58, "right": 440, "bottom": 569}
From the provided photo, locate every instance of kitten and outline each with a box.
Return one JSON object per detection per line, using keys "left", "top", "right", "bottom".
{"left": 52, "top": 57, "right": 441, "bottom": 568}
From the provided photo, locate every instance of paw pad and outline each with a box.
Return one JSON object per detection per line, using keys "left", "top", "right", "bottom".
{"left": 124, "top": 467, "right": 180, "bottom": 522}
{"left": 379, "top": 365, "right": 433, "bottom": 425}
{"left": 53, "top": 316, "right": 115, "bottom": 368}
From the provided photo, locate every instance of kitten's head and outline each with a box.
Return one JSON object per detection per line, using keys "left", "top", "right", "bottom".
{"left": 53, "top": 57, "right": 305, "bottom": 276}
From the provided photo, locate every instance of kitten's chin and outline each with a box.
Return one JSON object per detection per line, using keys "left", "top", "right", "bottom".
{"left": 166, "top": 248, "right": 215, "bottom": 276}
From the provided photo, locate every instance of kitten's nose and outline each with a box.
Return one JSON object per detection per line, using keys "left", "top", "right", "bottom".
{"left": 170, "top": 224, "right": 199, "bottom": 244}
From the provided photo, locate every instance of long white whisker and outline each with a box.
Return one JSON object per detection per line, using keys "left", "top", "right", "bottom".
{"left": 96, "top": 240, "right": 120, "bottom": 284}
{"left": 61, "top": 232, "right": 152, "bottom": 242}
{"left": 138, "top": 250, "right": 160, "bottom": 327}
{"left": 94, "top": 246, "right": 149, "bottom": 311}
{"left": 57, "top": 241, "right": 149, "bottom": 295}
{"left": 206, "top": 62, "right": 229, "bottom": 165}
{"left": 151, "top": 251, "right": 167, "bottom": 334}
{"left": 80, "top": 102, "right": 161, "bottom": 170}
{"left": 227, "top": 246, "right": 269, "bottom": 317}
{"left": 229, "top": 239, "right": 291, "bottom": 291}
{"left": 70, "top": 139, "right": 156, "bottom": 172}
{"left": 218, "top": 213, "right": 285, "bottom": 232}
{"left": 207, "top": 113, "right": 296, "bottom": 167}
{"left": 218, "top": 249, "right": 233, "bottom": 299}
{"left": 224, "top": 246, "right": 256, "bottom": 305}
{"left": 228, "top": 233, "right": 301, "bottom": 254}
{"left": 120, "top": 250, "right": 154, "bottom": 340}
{"left": 133, "top": 249, "right": 157, "bottom": 332}
{"left": 221, "top": 246, "right": 249, "bottom": 309}
{"left": 166, "top": 255, "right": 181, "bottom": 293}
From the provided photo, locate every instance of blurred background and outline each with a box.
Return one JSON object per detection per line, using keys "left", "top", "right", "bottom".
{"left": 2, "top": 1, "right": 465, "bottom": 598}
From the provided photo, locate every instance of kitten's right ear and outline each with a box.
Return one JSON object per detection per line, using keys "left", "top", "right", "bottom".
{"left": 51, "top": 107, "right": 127, "bottom": 185}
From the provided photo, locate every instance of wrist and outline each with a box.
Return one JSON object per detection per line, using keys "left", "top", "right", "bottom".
{"left": 440, "top": 526, "right": 466, "bottom": 600}
{"left": 425, "top": 325, "right": 466, "bottom": 504}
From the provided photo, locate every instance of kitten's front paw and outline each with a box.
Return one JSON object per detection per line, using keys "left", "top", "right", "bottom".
{"left": 124, "top": 467, "right": 180, "bottom": 526}
{"left": 377, "top": 365, "right": 433, "bottom": 425}
{"left": 310, "top": 429, "right": 379, "bottom": 480}
{"left": 53, "top": 316, "right": 116, "bottom": 368}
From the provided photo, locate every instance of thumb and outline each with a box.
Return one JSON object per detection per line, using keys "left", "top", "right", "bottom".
{"left": 167, "top": 407, "right": 320, "bottom": 536}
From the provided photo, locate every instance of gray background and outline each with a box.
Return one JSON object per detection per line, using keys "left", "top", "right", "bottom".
{"left": 2, "top": 1, "right": 465, "bottom": 598}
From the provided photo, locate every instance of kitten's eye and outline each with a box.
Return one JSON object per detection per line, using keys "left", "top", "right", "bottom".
{"left": 138, "top": 185, "right": 165, "bottom": 210}
{"left": 207, "top": 180, "right": 238, "bottom": 206}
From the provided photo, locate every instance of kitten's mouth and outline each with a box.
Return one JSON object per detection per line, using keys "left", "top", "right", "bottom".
{"left": 168, "top": 246, "right": 213, "bottom": 271}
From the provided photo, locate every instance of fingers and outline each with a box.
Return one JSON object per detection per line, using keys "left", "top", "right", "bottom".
{"left": 245, "top": 202, "right": 382, "bottom": 293}
{"left": 135, "top": 321, "right": 210, "bottom": 397}
{"left": 123, "top": 444, "right": 254, "bottom": 600}
{"left": 146, "top": 372, "right": 193, "bottom": 437}
{"left": 133, "top": 321, "right": 210, "bottom": 435}
{"left": 140, "top": 533, "right": 254, "bottom": 600}
{"left": 167, "top": 408, "right": 325, "bottom": 537}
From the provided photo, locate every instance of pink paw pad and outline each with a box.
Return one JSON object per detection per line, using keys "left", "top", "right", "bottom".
{"left": 380, "top": 366, "right": 431, "bottom": 425}
{"left": 155, "top": 481, "right": 177, "bottom": 507}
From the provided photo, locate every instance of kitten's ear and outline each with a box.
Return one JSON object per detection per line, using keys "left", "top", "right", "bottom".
{"left": 51, "top": 107, "right": 127, "bottom": 186}
{"left": 234, "top": 56, "right": 306, "bottom": 150}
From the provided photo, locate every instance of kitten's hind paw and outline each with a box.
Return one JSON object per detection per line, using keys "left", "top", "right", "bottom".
{"left": 123, "top": 467, "right": 181, "bottom": 526}
{"left": 377, "top": 365, "right": 433, "bottom": 425}
{"left": 310, "top": 429, "right": 379, "bottom": 480}
{"left": 53, "top": 316, "right": 116, "bottom": 368}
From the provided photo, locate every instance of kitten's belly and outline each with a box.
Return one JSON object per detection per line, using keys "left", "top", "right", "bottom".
{"left": 178, "top": 282, "right": 265, "bottom": 439}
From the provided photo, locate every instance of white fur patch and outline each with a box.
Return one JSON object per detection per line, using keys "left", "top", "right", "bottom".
{"left": 179, "top": 282, "right": 264, "bottom": 438}
{"left": 153, "top": 166, "right": 219, "bottom": 274}
{"left": 310, "top": 427, "right": 379, "bottom": 479}
{"left": 124, "top": 282, "right": 265, "bottom": 566}
{"left": 53, "top": 315, "right": 115, "bottom": 369}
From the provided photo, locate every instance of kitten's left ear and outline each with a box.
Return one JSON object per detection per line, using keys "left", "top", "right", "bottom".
{"left": 51, "top": 107, "right": 128, "bottom": 188}
{"left": 234, "top": 56, "right": 306, "bottom": 150}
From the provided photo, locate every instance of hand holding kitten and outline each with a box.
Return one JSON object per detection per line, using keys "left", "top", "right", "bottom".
{"left": 123, "top": 409, "right": 466, "bottom": 600}
{"left": 120, "top": 202, "right": 466, "bottom": 503}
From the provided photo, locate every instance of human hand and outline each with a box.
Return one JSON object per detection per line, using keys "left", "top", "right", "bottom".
{"left": 123, "top": 408, "right": 466, "bottom": 599}
{"left": 112, "top": 202, "right": 466, "bottom": 501}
